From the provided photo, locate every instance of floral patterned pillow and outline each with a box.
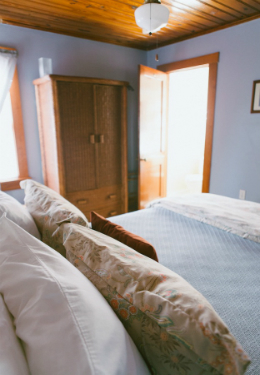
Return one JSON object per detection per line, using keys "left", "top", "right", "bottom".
{"left": 62, "top": 223, "right": 250, "bottom": 375}
{"left": 20, "top": 180, "right": 89, "bottom": 256}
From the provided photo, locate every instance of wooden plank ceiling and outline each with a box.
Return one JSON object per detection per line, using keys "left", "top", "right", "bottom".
{"left": 1, "top": 0, "right": 260, "bottom": 50}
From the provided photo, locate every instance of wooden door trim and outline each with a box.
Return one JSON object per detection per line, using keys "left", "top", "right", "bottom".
{"left": 158, "top": 53, "right": 219, "bottom": 193}
{"left": 157, "top": 53, "right": 219, "bottom": 73}
{"left": 202, "top": 62, "right": 218, "bottom": 192}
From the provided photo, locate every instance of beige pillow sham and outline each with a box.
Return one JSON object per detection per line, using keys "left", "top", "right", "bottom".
{"left": 20, "top": 179, "right": 88, "bottom": 256}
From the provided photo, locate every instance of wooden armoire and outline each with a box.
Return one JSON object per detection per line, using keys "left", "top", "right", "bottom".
{"left": 33, "top": 75, "right": 128, "bottom": 220}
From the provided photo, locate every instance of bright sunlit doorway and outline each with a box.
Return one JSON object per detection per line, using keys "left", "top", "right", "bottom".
{"left": 167, "top": 65, "right": 209, "bottom": 196}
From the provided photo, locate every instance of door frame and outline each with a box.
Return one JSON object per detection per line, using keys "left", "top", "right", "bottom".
{"left": 158, "top": 52, "right": 219, "bottom": 193}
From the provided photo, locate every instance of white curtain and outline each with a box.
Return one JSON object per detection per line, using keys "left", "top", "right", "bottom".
{"left": 0, "top": 48, "right": 17, "bottom": 115}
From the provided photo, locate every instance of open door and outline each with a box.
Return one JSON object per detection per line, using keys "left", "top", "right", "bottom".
{"left": 138, "top": 65, "right": 168, "bottom": 209}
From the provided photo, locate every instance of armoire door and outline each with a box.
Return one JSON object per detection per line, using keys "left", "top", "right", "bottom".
{"left": 94, "top": 84, "right": 122, "bottom": 188}
{"left": 56, "top": 80, "right": 97, "bottom": 193}
{"left": 138, "top": 65, "right": 168, "bottom": 209}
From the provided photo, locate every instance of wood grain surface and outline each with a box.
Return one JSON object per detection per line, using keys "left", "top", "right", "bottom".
{"left": 34, "top": 75, "right": 128, "bottom": 217}
{"left": 0, "top": 1, "right": 259, "bottom": 50}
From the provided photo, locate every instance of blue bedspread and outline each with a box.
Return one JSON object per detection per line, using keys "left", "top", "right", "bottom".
{"left": 109, "top": 206, "right": 260, "bottom": 375}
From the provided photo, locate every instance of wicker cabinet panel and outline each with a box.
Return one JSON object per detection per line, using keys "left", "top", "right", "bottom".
{"left": 34, "top": 75, "right": 128, "bottom": 216}
{"left": 94, "top": 85, "right": 122, "bottom": 187}
{"left": 56, "top": 81, "right": 97, "bottom": 193}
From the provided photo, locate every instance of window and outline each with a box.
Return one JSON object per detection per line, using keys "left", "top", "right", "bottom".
{"left": 0, "top": 46, "right": 30, "bottom": 191}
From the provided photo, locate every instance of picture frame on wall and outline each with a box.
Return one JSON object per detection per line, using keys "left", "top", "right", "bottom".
{"left": 251, "top": 80, "right": 260, "bottom": 113}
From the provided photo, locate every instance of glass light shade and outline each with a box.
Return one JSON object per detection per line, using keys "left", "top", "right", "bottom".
{"left": 135, "top": 3, "right": 169, "bottom": 33}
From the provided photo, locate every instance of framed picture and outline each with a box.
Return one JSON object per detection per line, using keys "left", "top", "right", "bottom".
{"left": 251, "top": 80, "right": 260, "bottom": 113}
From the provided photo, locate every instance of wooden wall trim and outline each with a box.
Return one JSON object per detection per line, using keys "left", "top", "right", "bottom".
{"left": 0, "top": 178, "right": 27, "bottom": 191}
{"left": 0, "top": 46, "right": 17, "bottom": 52}
{"left": 10, "top": 67, "right": 30, "bottom": 180}
{"left": 158, "top": 53, "right": 219, "bottom": 73}
{"left": 1, "top": 67, "right": 30, "bottom": 191}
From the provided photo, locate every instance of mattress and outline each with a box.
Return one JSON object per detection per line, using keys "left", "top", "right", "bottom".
{"left": 109, "top": 201, "right": 260, "bottom": 375}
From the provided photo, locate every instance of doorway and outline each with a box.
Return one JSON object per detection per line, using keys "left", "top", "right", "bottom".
{"left": 138, "top": 52, "right": 219, "bottom": 209}
{"left": 167, "top": 65, "right": 209, "bottom": 196}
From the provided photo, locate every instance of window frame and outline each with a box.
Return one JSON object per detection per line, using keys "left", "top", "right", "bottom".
{"left": 0, "top": 46, "right": 30, "bottom": 191}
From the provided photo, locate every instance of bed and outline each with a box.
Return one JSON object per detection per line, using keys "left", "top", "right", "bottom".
{"left": 0, "top": 181, "right": 258, "bottom": 375}
{"left": 109, "top": 194, "right": 260, "bottom": 375}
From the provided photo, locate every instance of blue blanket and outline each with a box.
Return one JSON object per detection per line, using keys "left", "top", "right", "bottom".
{"left": 110, "top": 206, "right": 260, "bottom": 375}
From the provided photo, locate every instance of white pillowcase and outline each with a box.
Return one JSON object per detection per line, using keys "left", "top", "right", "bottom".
{"left": 0, "top": 190, "right": 40, "bottom": 239}
{"left": 0, "top": 214, "right": 150, "bottom": 375}
{"left": 0, "top": 294, "right": 30, "bottom": 375}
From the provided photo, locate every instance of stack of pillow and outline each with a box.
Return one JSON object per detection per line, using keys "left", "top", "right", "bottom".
{"left": 0, "top": 181, "right": 250, "bottom": 375}
{"left": 0, "top": 187, "right": 149, "bottom": 375}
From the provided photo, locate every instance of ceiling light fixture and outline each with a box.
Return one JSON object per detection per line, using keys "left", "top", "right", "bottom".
{"left": 135, "top": 0, "right": 169, "bottom": 35}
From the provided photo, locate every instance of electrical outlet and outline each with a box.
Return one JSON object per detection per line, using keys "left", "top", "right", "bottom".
{"left": 239, "top": 189, "right": 246, "bottom": 200}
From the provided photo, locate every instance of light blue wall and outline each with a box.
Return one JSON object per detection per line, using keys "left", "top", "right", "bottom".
{"left": 147, "top": 19, "right": 260, "bottom": 203}
{"left": 0, "top": 23, "right": 146, "bottom": 203}
{"left": 2, "top": 18, "right": 260, "bottom": 203}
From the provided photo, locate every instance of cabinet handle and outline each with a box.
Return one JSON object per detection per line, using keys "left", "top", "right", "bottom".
{"left": 77, "top": 199, "right": 88, "bottom": 205}
{"left": 109, "top": 211, "right": 117, "bottom": 216}
{"left": 99, "top": 134, "right": 105, "bottom": 143}
{"left": 90, "top": 134, "right": 95, "bottom": 144}
{"left": 140, "top": 158, "right": 147, "bottom": 162}
{"left": 109, "top": 194, "right": 117, "bottom": 199}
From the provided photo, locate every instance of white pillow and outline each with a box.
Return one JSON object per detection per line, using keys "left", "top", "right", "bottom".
{"left": 0, "top": 214, "right": 150, "bottom": 375}
{"left": 0, "top": 294, "right": 30, "bottom": 375}
{"left": 0, "top": 190, "right": 40, "bottom": 239}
